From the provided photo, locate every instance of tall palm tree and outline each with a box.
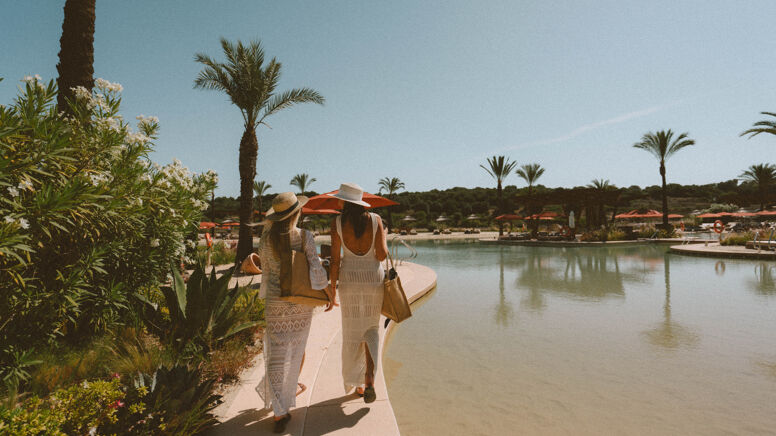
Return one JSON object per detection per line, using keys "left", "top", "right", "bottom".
{"left": 741, "top": 112, "right": 776, "bottom": 139}
{"left": 633, "top": 130, "right": 694, "bottom": 229}
{"left": 516, "top": 163, "right": 545, "bottom": 196}
{"left": 738, "top": 163, "right": 776, "bottom": 211}
{"left": 378, "top": 177, "right": 405, "bottom": 231}
{"left": 194, "top": 39, "right": 324, "bottom": 264}
{"left": 480, "top": 156, "right": 518, "bottom": 236}
{"left": 56, "top": 0, "right": 96, "bottom": 115}
{"left": 290, "top": 173, "right": 316, "bottom": 194}
{"left": 253, "top": 180, "right": 272, "bottom": 214}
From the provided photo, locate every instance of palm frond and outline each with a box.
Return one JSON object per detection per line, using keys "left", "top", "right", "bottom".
{"left": 741, "top": 112, "right": 776, "bottom": 138}
{"left": 516, "top": 163, "right": 544, "bottom": 187}
{"left": 259, "top": 87, "right": 325, "bottom": 126}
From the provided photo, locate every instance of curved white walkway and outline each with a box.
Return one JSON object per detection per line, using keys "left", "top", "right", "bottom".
{"left": 208, "top": 261, "right": 437, "bottom": 435}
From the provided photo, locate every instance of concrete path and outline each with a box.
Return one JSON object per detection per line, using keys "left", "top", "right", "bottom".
{"left": 207, "top": 261, "right": 437, "bottom": 436}
{"left": 671, "top": 242, "right": 776, "bottom": 260}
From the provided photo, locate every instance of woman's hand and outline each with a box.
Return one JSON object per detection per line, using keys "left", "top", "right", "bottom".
{"left": 324, "top": 283, "right": 339, "bottom": 312}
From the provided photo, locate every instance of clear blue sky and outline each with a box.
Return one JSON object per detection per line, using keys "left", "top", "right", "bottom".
{"left": 2, "top": 0, "right": 775, "bottom": 197}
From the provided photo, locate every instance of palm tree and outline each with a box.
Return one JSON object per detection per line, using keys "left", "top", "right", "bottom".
{"left": 516, "top": 163, "right": 545, "bottom": 235}
{"left": 290, "top": 173, "right": 316, "bottom": 194}
{"left": 587, "top": 179, "right": 614, "bottom": 228}
{"left": 253, "top": 180, "right": 272, "bottom": 214}
{"left": 194, "top": 39, "right": 324, "bottom": 264}
{"left": 516, "top": 163, "right": 545, "bottom": 196}
{"left": 738, "top": 163, "right": 776, "bottom": 211}
{"left": 56, "top": 0, "right": 96, "bottom": 115}
{"left": 378, "top": 177, "right": 405, "bottom": 231}
{"left": 633, "top": 130, "right": 695, "bottom": 229}
{"left": 741, "top": 112, "right": 776, "bottom": 139}
{"left": 481, "top": 156, "right": 517, "bottom": 236}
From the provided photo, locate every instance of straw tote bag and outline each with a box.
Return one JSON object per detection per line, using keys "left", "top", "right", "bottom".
{"left": 281, "top": 230, "right": 330, "bottom": 307}
{"left": 382, "top": 250, "right": 412, "bottom": 323}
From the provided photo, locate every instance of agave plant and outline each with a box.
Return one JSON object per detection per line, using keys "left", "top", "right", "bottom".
{"left": 136, "top": 263, "right": 259, "bottom": 356}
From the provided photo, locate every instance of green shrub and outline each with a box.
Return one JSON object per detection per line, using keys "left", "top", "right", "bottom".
{"left": 196, "top": 240, "right": 235, "bottom": 266}
{"left": 721, "top": 231, "right": 755, "bottom": 246}
{"left": 103, "top": 365, "right": 221, "bottom": 435}
{"left": 0, "top": 77, "right": 217, "bottom": 364}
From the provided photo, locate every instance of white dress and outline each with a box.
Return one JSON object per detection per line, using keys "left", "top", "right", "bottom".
{"left": 336, "top": 213, "right": 385, "bottom": 392}
{"left": 256, "top": 227, "right": 327, "bottom": 416}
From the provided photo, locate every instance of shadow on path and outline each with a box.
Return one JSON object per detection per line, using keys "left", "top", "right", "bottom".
{"left": 207, "top": 394, "right": 370, "bottom": 435}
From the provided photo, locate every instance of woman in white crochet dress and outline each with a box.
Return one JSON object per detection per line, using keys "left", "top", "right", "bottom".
{"left": 256, "top": 192, "right": 330, "bottom": 433}
{"left": 328, "top": 183, "right": 389, "bottom": 403}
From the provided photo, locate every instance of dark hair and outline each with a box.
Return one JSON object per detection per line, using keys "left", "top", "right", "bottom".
{"left": 342, "top": 202, "right": 369, "bottom": 238}
{"left": 268, "top": 211, "right": 300, "bottom": 257}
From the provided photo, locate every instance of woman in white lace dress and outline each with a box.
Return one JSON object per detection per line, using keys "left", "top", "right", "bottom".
{"left": 256, "top": 192, "right": 329, "bottom": 433}
{"left": 328, "top": 183, "right": 389, "bottom": 403}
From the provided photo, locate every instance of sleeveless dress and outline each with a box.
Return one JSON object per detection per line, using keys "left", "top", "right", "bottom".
{"left": 256, "top": 227, "right": 327, "bottom": 416}
{"left": 336, "top": 213, "right": 385, "bottom": 393}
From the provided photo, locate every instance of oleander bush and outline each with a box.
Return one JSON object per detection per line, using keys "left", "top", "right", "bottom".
{"left": 196, "top": 240, "right": 236, "bottom": 266}
{"left": 0, "top": 77, "right": 217, "bottom": 394}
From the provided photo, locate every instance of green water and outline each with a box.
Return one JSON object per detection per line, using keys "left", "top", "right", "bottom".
{"left": 383, "top": 241, "right": 776, "bottom": 435}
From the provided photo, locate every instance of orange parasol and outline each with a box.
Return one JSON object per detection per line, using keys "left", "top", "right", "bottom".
{"left": 305, "top": 190, "right": 399, "bottom": 210}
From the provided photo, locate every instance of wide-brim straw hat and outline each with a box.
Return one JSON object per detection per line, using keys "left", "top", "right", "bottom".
{"left": 326, "top": 183, "right": 371, "bottom": 207}
{"left": 264, "top": 192, "right": 308, "bottom": 222}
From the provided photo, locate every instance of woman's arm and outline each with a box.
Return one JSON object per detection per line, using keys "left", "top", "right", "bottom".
{"left": 374, "top": 218, "right": 388, "bottom": 262}
{"left": 303, "top": 230, "right": 328, "bottom": 290}
{"left": 327, "top": 218, "right": 341, "bottom": 311}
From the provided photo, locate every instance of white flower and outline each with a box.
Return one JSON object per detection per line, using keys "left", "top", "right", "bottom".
{"left": 150, "top": 239, "right": 160, "bottom": 247}
{"left": 126, "top": 131, "right": 150, "bottom": 145}
{"left": 7, "top": 186, "right": 19, "bottom": 197}
{"left": 17, "top": 179, "right": 33, "bottom": 192}
{"left": 71, "top": 86, "right": 92, "bottom": 100}
{"left": 95, "top": 78, "right": 123, "bottom": 93}
{"left": 4, "top": 216, "right": 14, "bottom": 224}
{"left": 18, "top": 218, "right": 29, "bottom": 229}
{"left": 89, "top": 427, "right": 97, "bottom": 436}
{"left": 21, "top": 75, "right": 33, "bottom": 83}
{"left": 82, "top": 380, "right": 89, "bottom": 388}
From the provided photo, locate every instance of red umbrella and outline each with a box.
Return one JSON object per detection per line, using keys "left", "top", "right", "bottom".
{"left": 696, "top": 213, "right": 721, "bottom": 218}
{"left": 731, "top": 212, "right": 757, "bottom": 217}
{"left": 757, "top": 210, "right": 776, "bottom": 216}
{"left": 301, "top": 207, "right": 340, "bottom": 215}
{"left": 199, "top": 221, "right": 216, "bottom": 229}
{"left": 495, "top": 214, "right": 523, "bottom": 221}
{"left": 305, "top": 190, "right": 399, "bottom": 210}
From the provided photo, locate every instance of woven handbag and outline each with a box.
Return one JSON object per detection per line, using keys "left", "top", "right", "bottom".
{"left": 381, "top": 250, "right": 412, "bottom": 323}
{"left": 281, "top": 230, "right": 330, "bottom": 307}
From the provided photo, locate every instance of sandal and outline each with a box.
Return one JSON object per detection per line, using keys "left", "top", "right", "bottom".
{"left": 272, "top": 414, "right": 291, "bottom": 433}
{"left": 363, "top": 386, "right": 376, "bottom": 403}
{"left": 296, "top": 383, "right": 307, "bottom": 396}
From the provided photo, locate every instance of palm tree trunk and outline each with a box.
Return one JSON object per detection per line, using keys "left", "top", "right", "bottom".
{"left": 56, "top": 0, "right": 96, "bottom": 116}
{"left": 236, "top": 126, "right": 258, "bottom": 267}
{"left": 660, "top": 161, "right": 669, "bottom": 230}
{"left": 497, "top": 181, "right": 503, "bottom": 236}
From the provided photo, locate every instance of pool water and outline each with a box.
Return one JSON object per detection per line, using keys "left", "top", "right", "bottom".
{"left": 383, "top": 241, "right": 776, "bottom": 435}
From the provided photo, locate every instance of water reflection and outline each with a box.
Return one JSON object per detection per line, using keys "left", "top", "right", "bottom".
{"left": 642, "top": 255, "right": 699, "bottom": 350}
{"left": 510, "top": 246, "right": 656, "bottom": 310}
{"left": 494, "top": 249, "right": 515, "bottom": 326}
{"left": 751, "top": 263, "right": 776, "bottom": 296}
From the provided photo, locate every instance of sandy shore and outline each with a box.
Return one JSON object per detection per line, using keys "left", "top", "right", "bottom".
{"left": 199, "top": 231, "right": 501, "bottom": 248}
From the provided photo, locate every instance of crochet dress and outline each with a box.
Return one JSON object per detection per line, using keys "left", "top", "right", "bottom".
{"left": 336, "top": 213, "right": 385, "bottom": 392}
{"left": 256, "top": 228, "right": 327, "bottom": 416}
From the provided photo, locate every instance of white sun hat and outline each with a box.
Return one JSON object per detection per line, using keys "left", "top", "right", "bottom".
{"left": 326, "top": 183, "right": 371, "bottom": 207}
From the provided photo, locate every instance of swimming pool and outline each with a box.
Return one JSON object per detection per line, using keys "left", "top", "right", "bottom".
{"left": 384, "top": 241, "right": 776, "bottom": 435}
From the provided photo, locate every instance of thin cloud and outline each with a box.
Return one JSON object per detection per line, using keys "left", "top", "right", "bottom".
{"left": 492, "top": 101, "right": 681, "bottom": 154}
